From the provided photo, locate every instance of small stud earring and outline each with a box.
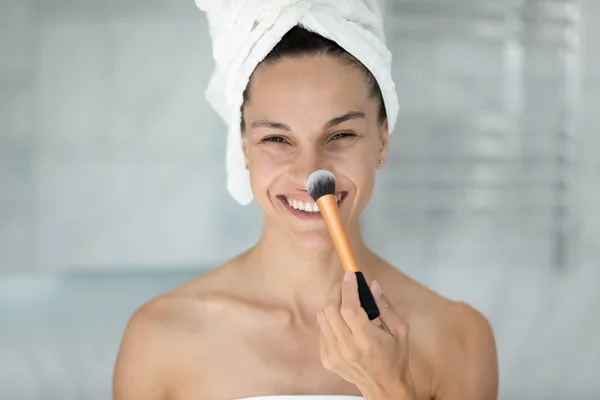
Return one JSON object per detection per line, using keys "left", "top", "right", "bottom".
{"left": 378, "top": 159, "right": 386, "bottom": 168}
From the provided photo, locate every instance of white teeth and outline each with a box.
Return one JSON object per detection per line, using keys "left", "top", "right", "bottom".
{"left": 286, "top": 198, "right": 320, "bottom": 213}
{"left": 298, "top": 201, "right": 310, "bottom": 212}
{"left": 286, "top": 193, "right": 344, "bottom": 213}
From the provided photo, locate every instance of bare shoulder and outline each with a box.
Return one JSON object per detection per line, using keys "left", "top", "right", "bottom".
{"left": 112, "top": 289, "right": 205, "bottom": 400}
{"left": 113, "top": 262, "right": 240, "bottom": 400}
{"left": 430, "top": 300, "right": 498, "bottom": 400}
{"left": 381, "top": 266, "right": 498, "bottom": 399}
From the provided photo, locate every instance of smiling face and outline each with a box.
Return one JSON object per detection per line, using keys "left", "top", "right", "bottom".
{"left": 242, "top": 55, "right": 389, "bottom": 249}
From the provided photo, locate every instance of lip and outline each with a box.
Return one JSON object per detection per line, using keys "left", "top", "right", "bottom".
{"left": 277, "top": 192, "right": 348, "bottom": 221}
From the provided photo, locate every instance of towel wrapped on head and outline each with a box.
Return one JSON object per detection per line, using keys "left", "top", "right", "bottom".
{"left": 195, "top": 0, "right": 399, "bottom": 205}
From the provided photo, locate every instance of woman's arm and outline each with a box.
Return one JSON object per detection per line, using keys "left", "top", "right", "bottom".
{"left": 113, "top": 303, "right": 175, "bottom": 400}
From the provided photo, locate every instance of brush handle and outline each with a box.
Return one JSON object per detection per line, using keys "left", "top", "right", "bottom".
{"left": 316, "top": 195, "right": 380, "bottom": 320}
{"left": 356, "top": 271, "right": 380, "bottom": 321}
{"left": 316, "top": 195, "right": 360, "bottom": 272}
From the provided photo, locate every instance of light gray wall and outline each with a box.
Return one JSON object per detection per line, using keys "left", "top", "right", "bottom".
{"left": 1, "top": 0, "right": 265, "bottom": 271}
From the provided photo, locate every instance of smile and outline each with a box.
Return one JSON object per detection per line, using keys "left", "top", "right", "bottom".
{"left": 277, "top": 192, "right": 347, "bottom": 216}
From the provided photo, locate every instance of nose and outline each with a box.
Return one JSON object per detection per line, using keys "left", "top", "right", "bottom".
{"left": 288, "top": 148, "right": 329, "bottom": 186}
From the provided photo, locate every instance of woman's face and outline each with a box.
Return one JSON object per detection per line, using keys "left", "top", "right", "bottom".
{"left": 242, "top": 55, "right": 388, "bottom": 248}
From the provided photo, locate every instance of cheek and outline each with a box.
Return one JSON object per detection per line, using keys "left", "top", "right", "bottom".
{"left": 335, "top": 141, "right": 378, "bottom": 172}
{"left": 337, "top": 145, "right": 378, "bottom": 194}
{"left": 250, "top": 146, "right": 294, "bottom": 168}
{"left": 247, "top": 147, "right": 291, "bottom": 190}
{"left": 344, "top": 160, "right": 376, "bottom": 188}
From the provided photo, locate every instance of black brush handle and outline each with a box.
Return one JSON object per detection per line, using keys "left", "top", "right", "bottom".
{"left": 355, "top": 271, "right": 380, "bottom": 320}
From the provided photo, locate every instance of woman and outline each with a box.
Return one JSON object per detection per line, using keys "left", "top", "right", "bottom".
{"left": 113, "top": 12, "right": 498, "bottom": 400}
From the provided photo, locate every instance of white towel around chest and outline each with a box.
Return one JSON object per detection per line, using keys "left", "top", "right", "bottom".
{"left": 234, "top": 396, "right": 364, "bottom": 400}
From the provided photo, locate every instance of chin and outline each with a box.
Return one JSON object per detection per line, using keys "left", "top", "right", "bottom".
{"left": 289, "top": 229, "right": 337, "bottom": 252}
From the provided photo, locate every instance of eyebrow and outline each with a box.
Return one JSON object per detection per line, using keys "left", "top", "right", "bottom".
{"left": 250, "top": 111, "right": 366, "bottom": 131}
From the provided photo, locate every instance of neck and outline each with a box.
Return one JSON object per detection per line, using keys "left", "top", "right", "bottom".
{"left": 244, "top": 216, "right": 379, "bottom": 318}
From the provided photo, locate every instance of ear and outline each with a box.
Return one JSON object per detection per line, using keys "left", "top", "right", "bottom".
{"left": 378, "top": 120, "right": 390, "bottom": 164}
{"left": 241, "top": 135, "right": 249, "bottom": 169}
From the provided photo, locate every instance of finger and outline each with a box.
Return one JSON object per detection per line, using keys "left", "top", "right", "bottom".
{"left": 317, "top": 311, "right": 337, "bottom": 345}
{"left": 319, "top": 331, "right": 331, "bottom": 370}
{"left": 340, "top": 271, "right": 360, "bottom": 307}
{"left": 368, "top": 280, "right": 388, "bottom": 331}
{"left": 317, "top": 312, "right": 339, "bottom": 371}
{"left": 318, "top": 322, "right": 332, "bottom": 370}
{"left": 372, "top": 280, "right": 408, "bottom": 338}
{"left": 370, "top": 279, "right": 382, "bottom": 298}
{"left": 327, "top": 280, "right": 343, "bottom": 309}
{"left": 324, "top": 282, "right": 353, "bottom": 340}
{"left": 340, "top": 271, "right": 370, "bottom": 332}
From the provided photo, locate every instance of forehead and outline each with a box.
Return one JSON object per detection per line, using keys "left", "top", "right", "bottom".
{"left": 245, "top": 56, "right": 374, "bottom": 120}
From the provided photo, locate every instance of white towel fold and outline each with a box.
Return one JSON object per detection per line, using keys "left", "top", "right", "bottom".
{"left": 195, "top": 0, "right": 399, "bottom": 205}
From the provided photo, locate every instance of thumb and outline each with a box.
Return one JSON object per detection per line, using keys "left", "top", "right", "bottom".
{"left": 371, "top": 280, "right": 408, "bottom": 337}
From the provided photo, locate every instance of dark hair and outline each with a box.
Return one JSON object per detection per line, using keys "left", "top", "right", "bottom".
{"left": 240, "top": 25, "right": 387, "bottom": 132}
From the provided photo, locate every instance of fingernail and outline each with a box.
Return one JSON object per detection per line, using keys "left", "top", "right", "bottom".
{"left": 344, "top": 271, "right": 353, "bottom": 281}
{"left": 372, "top": 280, "right": 382, "bottom": 297}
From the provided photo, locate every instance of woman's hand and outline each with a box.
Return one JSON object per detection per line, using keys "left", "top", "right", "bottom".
{"left": 317, "top": 271, "right": 417, "bottom": 400}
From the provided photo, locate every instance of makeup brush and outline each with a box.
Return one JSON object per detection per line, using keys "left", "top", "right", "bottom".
{"left": 306, "top": 170, "right": 380, "bottom": 321}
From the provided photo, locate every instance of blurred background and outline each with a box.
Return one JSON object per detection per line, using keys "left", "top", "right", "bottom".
{"left": 0, "top": 0, "right": 598, "bottom": 399}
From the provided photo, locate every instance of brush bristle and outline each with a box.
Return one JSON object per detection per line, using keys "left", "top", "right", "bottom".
{"left": 306, "top": 170, "right": 336, "bottom": 201}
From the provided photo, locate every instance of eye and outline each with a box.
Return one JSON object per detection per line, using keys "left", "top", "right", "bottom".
{"left": 262, "top": 136, "right": 288, "bottom": 144}
{"left": 330, "top": 132, "right": 356, "bottom": 141}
